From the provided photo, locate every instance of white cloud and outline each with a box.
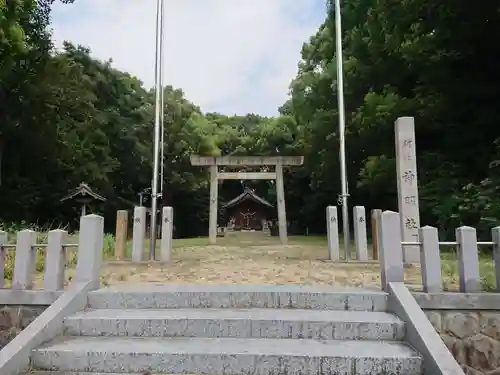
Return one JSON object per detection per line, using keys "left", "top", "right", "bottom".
{"left": 50, "top": 0, "right": 324, "bottom": 116}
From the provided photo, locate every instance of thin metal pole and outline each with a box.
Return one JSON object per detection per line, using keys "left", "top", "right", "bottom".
{"left": 333, "top": 0, "right": 350, "bottom": 260}
{"left": 159, "top": 0, "right": 165, "bottom": 196}
{"left": 149, "top": 0, "right": 164, "bottom": 260}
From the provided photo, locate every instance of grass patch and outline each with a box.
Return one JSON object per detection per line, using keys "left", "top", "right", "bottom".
{"left": 439, "top": 248, "right": 495, "bottom": 291}
{"left": 120, "top": 234, "right": 329, "bottom": 258}
{"left": 288, "top": 235, "right": 327, "bottom": 245}
{"left": 173, "top": 237, "right": 210, "bottom": 248}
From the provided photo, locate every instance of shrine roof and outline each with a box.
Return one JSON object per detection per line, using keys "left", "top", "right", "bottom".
{"left": 60, "top": 182, "right": 106, "bottom": 202}
{"left": 222, "top": 188, "right": 273, "bottom": 209}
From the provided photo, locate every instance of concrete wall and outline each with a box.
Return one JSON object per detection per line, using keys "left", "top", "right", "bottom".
{"left": 0, "top": 305, "right": 47, "bottom": 350}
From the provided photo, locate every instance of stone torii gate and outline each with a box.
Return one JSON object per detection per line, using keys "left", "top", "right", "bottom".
{"left": 190, "top": 156, "right": 304, "bottom": 245}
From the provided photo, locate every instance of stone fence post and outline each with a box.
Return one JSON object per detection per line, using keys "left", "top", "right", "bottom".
{"left": 492, "top": 226, "right": 500, "bottom": 293}
{"left": 75, "top": 214, "right": 104, "bottom": 290}
{"left": 132, "top": 206, "right": 146, "bottom": 262}
{"left": 160, "top": 206, "right": 173, "bottom": 262}
{"left": 12, "top": 230, "right": 37, "bottom": 290}
{"left": 44, "top": 229, "right": 68, "bottom": 291}
{"left": 370, "top": 209, "right": 382, "bottom": 260}
{"left": 326, "top": 206, "right": 340, "bottom": 261}
{"left": 353, "top": 206, "right": 368, "bottom": 261}
{"left": 115, "top": 210, "right": 128, "bottom": 260}
{"left": 378, "top": 210, "right": 404, "bottom": 291}
{"left": 456, "top": 226, "right": 480, "bottom": 293}
{"left": 0, "top": 230, "right": 7, "bottom": 288}
{"left": 418, "top": 226, "right": 442, "bottom": 293}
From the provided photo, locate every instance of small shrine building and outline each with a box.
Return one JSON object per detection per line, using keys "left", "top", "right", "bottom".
{"left": 222, "top": 188, "right": 273, "bottom": 231}
{"left": 60, "top": 182, "right": 106, "bottom": 216}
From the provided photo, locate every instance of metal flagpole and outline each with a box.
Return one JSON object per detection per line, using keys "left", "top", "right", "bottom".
{"left": 333, "top": 0, "right": 351, "bottom": 260}
{"left": 149, "top": 0, "right": 164, "bottom": 260}
{"left": 159, "top": 0, "right": 165, "bottom": 197}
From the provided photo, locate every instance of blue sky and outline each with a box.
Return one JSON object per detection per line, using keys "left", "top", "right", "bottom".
{"left": 51, "top": 0, "right": 326, "bottom": 116}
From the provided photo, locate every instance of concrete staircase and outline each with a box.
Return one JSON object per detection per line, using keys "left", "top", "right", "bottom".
{"left": 28, "top": 285, "right": 423, "bottom": 375}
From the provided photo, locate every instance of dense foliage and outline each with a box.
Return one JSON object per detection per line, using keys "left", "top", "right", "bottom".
{"left": 1, "top": 1, "right": 500, "bottom": 239}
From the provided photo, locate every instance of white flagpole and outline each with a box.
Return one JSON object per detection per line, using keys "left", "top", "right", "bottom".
{"left": 149, "top": 0, "right": 164, "bottom": 260}
{"left": 333, "top": 0, "right": 351, "bottom": 260}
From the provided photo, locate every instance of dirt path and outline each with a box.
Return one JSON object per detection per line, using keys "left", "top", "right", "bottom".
{"left": 88, "top": 232, "right": 425, "bottom": 289}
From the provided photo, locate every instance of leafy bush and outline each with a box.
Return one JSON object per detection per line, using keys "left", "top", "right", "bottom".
{"left": 103, "top": 233, "right": 116, "bottom": 258}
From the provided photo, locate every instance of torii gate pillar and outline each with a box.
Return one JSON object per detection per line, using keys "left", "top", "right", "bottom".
{"left": 209, "top": 165, "right": 218, "bottom": 244}
{"left": 275, "top": 163, "right": 287, "bottom": 244}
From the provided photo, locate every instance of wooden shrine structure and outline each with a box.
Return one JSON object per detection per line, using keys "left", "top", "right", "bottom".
{"left": 190, "top": 155, "right": 304, "bottom": 244}
{"left": 60, "top": 182, "right": 106, "bottom": 216}
{"left": 223, "top": 188, "right": 273, "bottom": 231}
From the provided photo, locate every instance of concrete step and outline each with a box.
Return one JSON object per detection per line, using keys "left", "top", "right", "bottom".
{"left": 64, "top": 308, "right": 404, "bottom": 340}
{"left": 25, "top": 373, "right": 205, "bottom": 375}
{"left": 27, "top": 374, "right": 201, "bottom": 375}
{"left": 31, "top": 336, "right": 422, "bottom": 375}
{"left": 25, "top": 374, "right": 214, "bottom": 375}
{"left": 24, "top": 373, "right": 158, "bottom": 375}
{"left": 88, "top": 284, "right": 387, "bottom": 311}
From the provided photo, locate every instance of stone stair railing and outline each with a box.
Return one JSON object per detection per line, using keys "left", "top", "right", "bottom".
{"left": 0, "top": 214, "right": 104, "bottom": 295}
{"left": 0, "top": 215, "right": 104, "bottom": 375}
{"left": 376, "top": 209, "right": 500, "bottom": 294}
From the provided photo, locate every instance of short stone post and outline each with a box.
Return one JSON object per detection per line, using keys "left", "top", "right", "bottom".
{"left": 326, "top": 206, "right": 340, "bottom": 261}
{"left": 378, "top": 211, "right": 404, "bottom": 290}
{"left": 115, "top": 210, "right": 128, "bottom": 260}
{"left": 44, "top": 229, "right": 68, "bottom": 291}
{"left": 160, "top": 206, "right": 173, "bottom": 262}
{"left": 0, "top": 231, "right": 7, "bottom": 288}
{"left": 75, "top": 214, "right": 104, "bottom": 290}
{"left": 262, "top": 220, "right": 270, "bottom": 236}
{"left": 12, "top": 230, "right": 37, "bottom": 289}
{"left": 132, "top": 206, "right": 147, "bottom": 262}
{"left": 492, "top": 226, "right": 500, "bottom": 293}
{"left": 371, "top": 209, "right": 382, "bottom": 260}
{"left": 456, "top": 226, "right": 480, "bottom": 293}
{"left": 353, "top": 206, "right": 368, "bottom": 261}
{"left": 419, "top": 226, "right": 442, "bottom": 293}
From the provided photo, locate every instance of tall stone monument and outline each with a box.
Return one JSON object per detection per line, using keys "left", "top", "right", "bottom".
{"left": 395, "top": 117, "right": 420, "bottom": 263}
